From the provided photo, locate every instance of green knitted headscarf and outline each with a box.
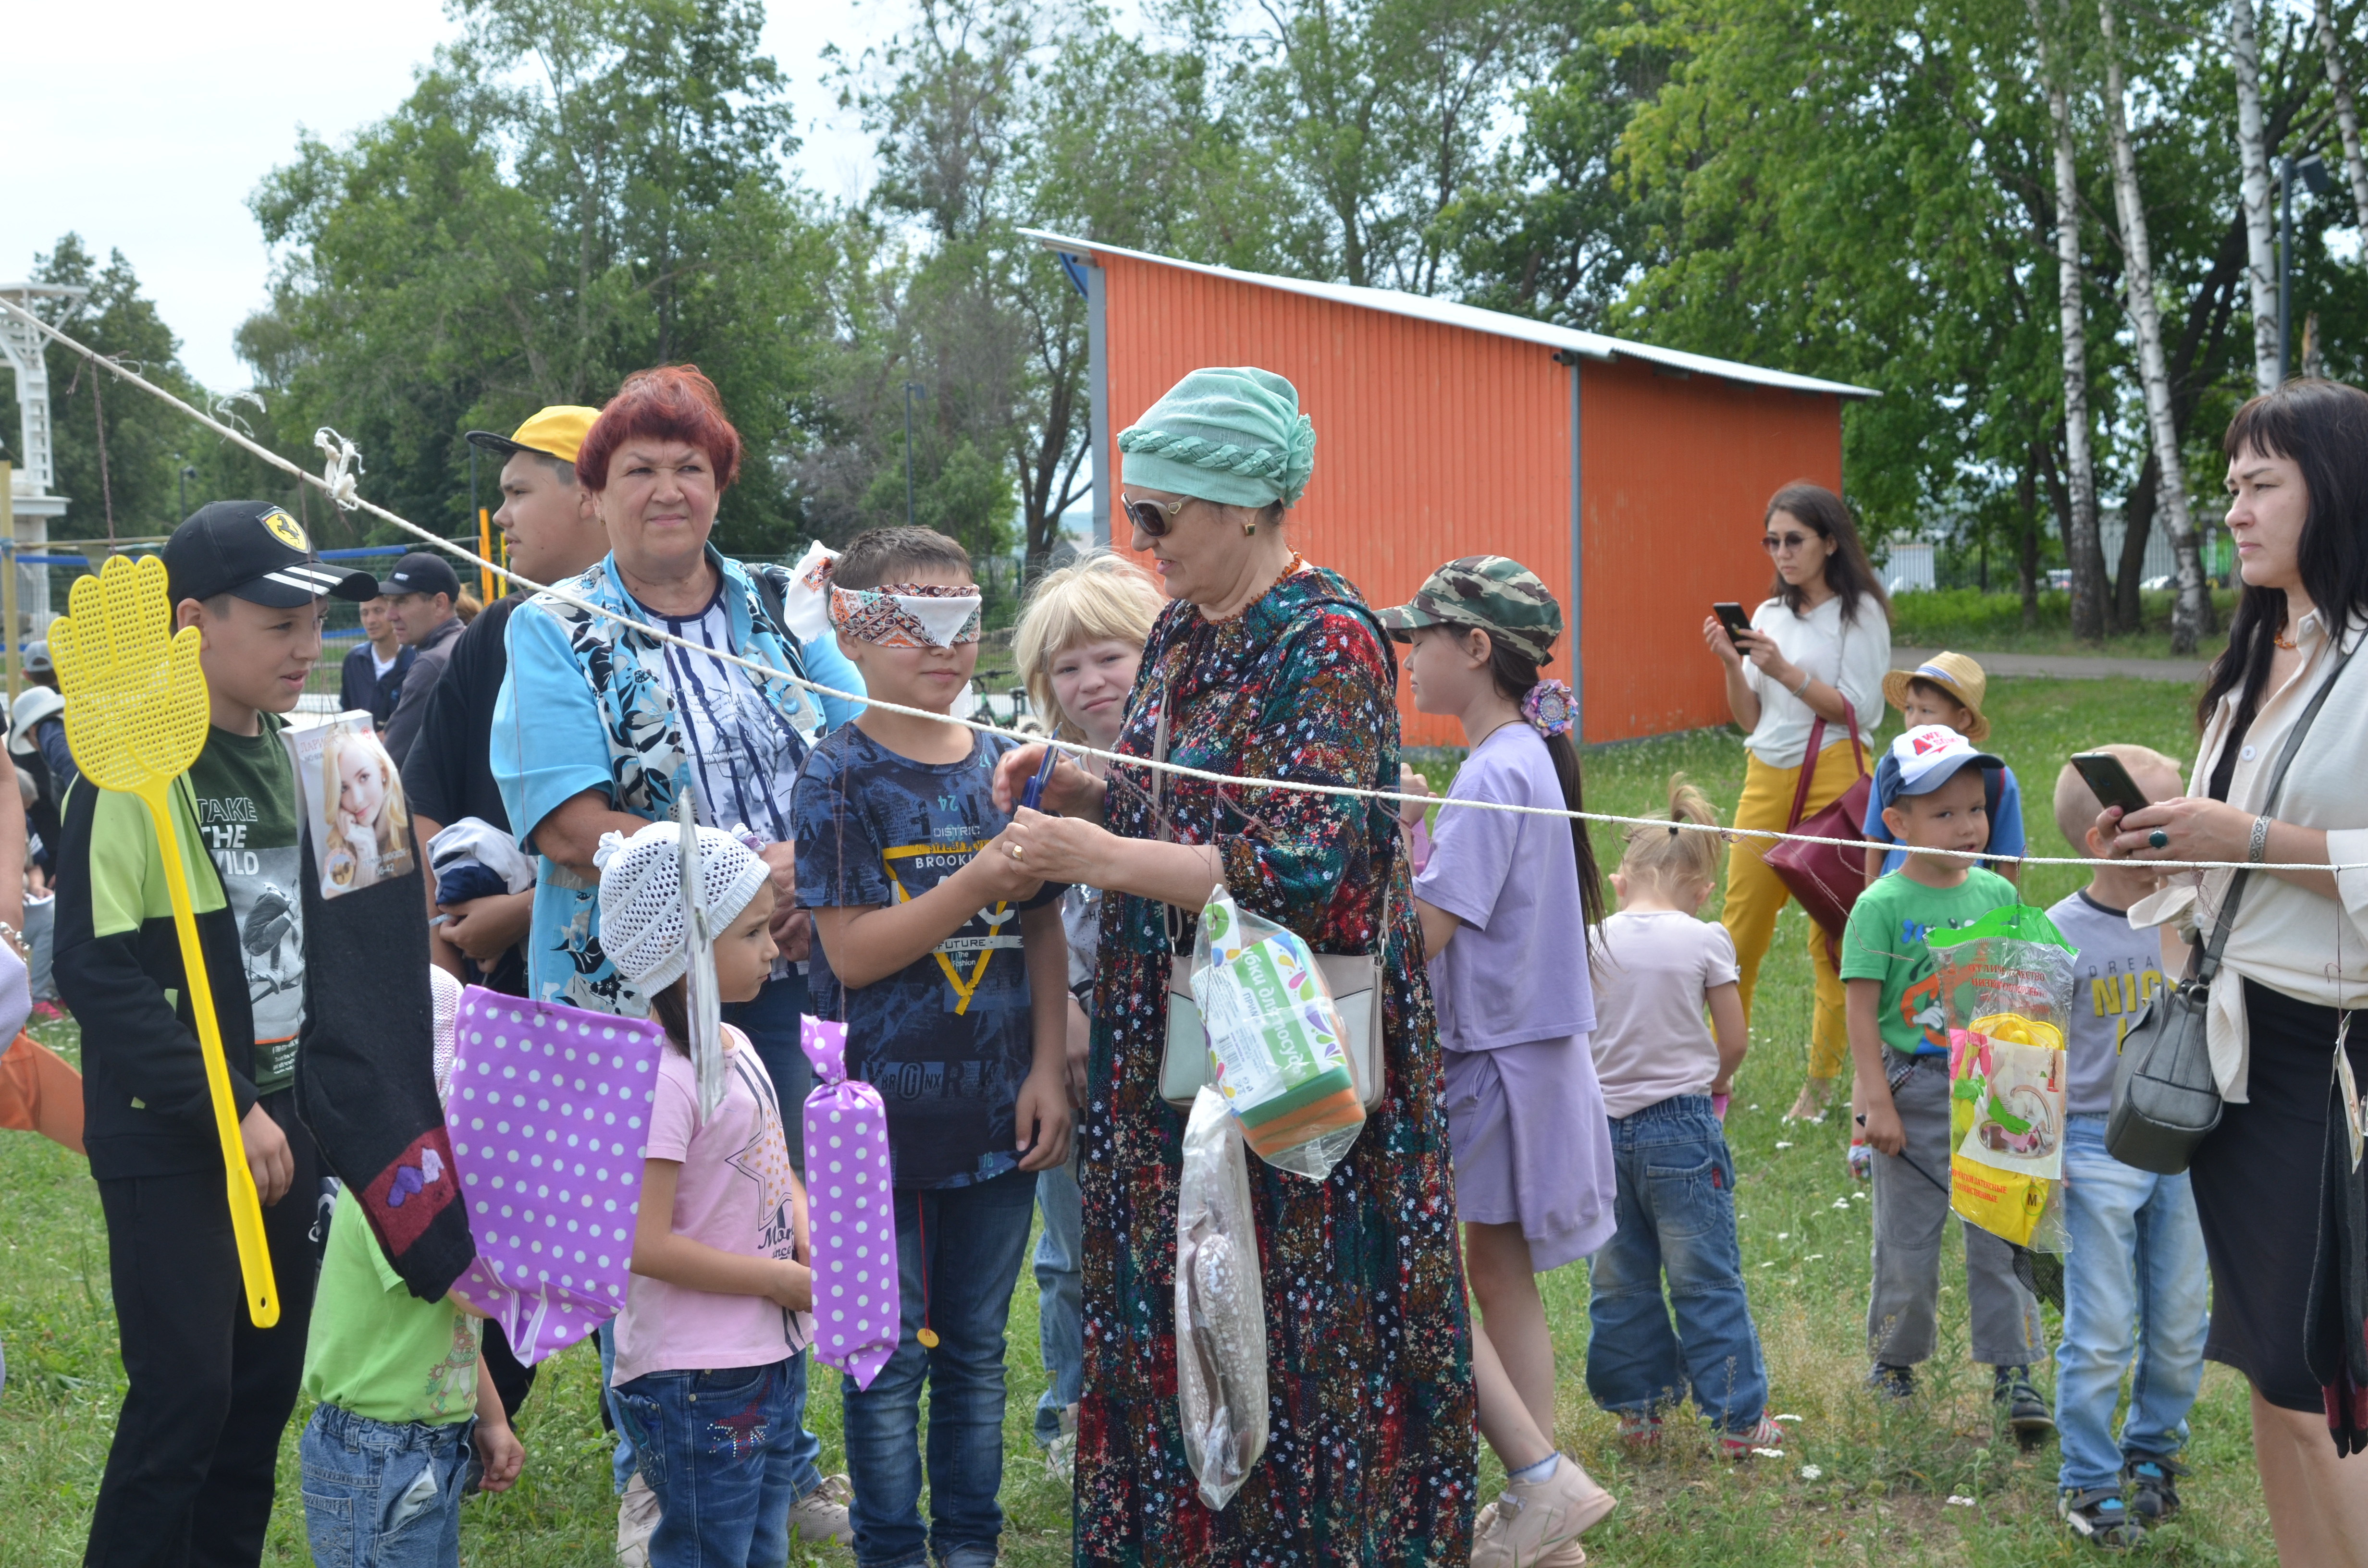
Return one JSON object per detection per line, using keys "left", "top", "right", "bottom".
{"left": 1116, "top": 367, "right": 1317, "bottom": 509}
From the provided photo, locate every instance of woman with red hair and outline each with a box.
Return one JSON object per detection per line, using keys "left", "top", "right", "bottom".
{"left": 491, "top": 365, "right": 864, "bottom": 1558}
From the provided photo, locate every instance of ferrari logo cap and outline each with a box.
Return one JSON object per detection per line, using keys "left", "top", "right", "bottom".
{"left": 164, "top": 501, "right": 380, "bottom": 609}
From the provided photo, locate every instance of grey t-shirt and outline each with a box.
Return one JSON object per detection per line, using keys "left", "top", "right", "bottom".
{"left": 1587, "top": 909, "right": 1740, "bottom": 1118}
{"left": 2049, "top": 890, "right": 2173, "bottom": 1116}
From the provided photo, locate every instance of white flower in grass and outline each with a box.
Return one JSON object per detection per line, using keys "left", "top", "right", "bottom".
{"left": 1947, "top": 1495, "right": 1977, "bottom": 1507}
{"left": 1799, "top": 1464, "right": 1823, "bottom": 1481}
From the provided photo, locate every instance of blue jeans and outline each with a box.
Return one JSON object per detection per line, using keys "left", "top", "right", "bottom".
{"left": 1032, "top": 1156, "right": 1085, "bottom": 1444}
{"left": 1585, "top": 1096, "right": 1769, "bottom": 1432}
{"left": 613, "top": 1355, "right": 817, "bottom": 1568}
{"left": 843, "top": 1167, "right": 1039, "bottom": 1568}
{"left": 2055, "top": 1114, "right": 2210, "bottom": 1494}
{"left": 724, "top": 971, "right": 815, "bottom": 1174}
{"left": 299, "top": 1403, "right": 475, "bottom": 1568}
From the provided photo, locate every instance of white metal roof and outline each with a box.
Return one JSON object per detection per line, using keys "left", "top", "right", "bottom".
{"left": 1020, "top": 228, "right": 1877, "bottom": 401}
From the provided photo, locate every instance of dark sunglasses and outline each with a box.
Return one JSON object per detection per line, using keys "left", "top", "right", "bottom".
{"left": 1121, "top": 491, "right": 1192, "bottom": 538}
{"left": 1763, "top": 530, "right": 1819, "bottom": 554}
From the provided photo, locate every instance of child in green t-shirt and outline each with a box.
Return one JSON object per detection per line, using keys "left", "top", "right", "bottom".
{"left": 1840, "top": 725, "right": 2048, "bottom": 1433}
{"left": 297, "top": 969, "right": 523, "bottom": 1560}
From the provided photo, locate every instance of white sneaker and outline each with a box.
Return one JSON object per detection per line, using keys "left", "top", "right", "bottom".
{"left": 1472, "top": 1457, "right": 1616, "bottom": 1568}
{"left": 1045, "top": 1403, "right": 1079, "bottom": 1485}
{"left": 786, "top": 1472, "right": 854, "bottom": 1545}
{"left": 616, "top": 1471, "right": 660, "bottom": 1566}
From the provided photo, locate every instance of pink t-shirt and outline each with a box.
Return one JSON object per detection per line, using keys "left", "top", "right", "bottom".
{"left": 612, "top": 1028, "right": 813, "bottom": 1384}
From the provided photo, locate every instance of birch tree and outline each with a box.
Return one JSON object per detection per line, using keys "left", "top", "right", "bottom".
{"left": 2101, "top": 0, "right": 2215, "bottom": 650}
{"left": 2031, "top": 0, "right": 2104, "bottom": 640}
{"left": 2316, "top": 0, "right": 2368, "bottom": 230}
{"left": 2231, "top": 0, "right": 2282, "bottom": 392}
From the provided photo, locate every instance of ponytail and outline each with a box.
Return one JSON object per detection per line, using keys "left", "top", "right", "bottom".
{"left": 1486, "top": 642, "right": 1603, "bottom": 927}
{"left": 1616, "top": 773, "right": 1722, "bottom": 894}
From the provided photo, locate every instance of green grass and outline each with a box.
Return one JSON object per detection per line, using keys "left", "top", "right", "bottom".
{"left": 0, "top": 679, "right": 2268, "bottom": 1565}
{"left": 1891, "top": 587, "right": 2236, "bottom": 662}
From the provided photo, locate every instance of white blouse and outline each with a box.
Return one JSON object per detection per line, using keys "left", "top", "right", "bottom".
{"left": 1740, "top": 594, "right": 1891, "bottom": 768}
{"left": 2128, "top": 609, "right": 2368, "bottom": 1101}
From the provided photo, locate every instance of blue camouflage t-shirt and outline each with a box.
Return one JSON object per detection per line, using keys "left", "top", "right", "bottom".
{"left": 792, "top": 725, "right": 1060, "bottom": 1188}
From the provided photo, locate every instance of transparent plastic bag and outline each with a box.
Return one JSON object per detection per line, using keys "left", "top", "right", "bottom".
{"left": 1176, "top": 1086, "right": 1268, "bottom": 1510}
{"left": 1188, "top": 884, "right": 1366, "bottom": 1180}
{"left": 1927, "top": 905, "right": 2076, "bottom": 1252}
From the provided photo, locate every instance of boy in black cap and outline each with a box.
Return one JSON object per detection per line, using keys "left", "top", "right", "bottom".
{"left": 55, "top": 501, "right": 379, "bottom": 1568}
{"left": 376, "top": 550, "right": 465, "bottom": 766}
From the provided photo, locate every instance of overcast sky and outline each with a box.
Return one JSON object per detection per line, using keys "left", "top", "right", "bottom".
{"left": 6, "top": 0, "right": 902, "bottom": 391}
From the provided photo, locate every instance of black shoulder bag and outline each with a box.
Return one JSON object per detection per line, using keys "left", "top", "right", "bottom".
{"left": 2108, "top": 641, "right": 2359, "bottom": 1174}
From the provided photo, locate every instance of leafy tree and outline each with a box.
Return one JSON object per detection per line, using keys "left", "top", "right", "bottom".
{"left": 245, "top": 0, "right": 833, "bottom": 556}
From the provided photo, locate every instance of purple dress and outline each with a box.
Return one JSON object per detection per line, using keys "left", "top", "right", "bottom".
{"left": 1415, "top": 723, "right": 1616, "bottom": 1270}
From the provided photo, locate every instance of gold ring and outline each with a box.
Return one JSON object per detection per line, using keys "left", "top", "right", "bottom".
{"left": 1011, "top": 843, "right": 1025, "bottom": 860}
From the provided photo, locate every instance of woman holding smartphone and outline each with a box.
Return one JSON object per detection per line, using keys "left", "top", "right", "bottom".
{"left": 1701, "top": 482, "right": 1892, "bottom": 1121}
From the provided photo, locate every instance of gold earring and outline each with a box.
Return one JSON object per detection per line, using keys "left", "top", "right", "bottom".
{"left": 1242, "top": 520, "right": 1257, "bottom": 536}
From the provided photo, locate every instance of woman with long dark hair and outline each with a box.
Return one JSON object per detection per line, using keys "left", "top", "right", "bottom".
{"left": 1701, "top": 482, "right": 1892, "bottom": 1122}
{"left": 2112, "top": 379, "right": 2368, "bottom": 1557}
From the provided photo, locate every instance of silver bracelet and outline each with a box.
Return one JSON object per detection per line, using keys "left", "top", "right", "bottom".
{"left": 1789, "top": 669, "right": 1813, "bottom": 698}
{"left": 2247, "top": 814, "right": 2272, "bottom": 864}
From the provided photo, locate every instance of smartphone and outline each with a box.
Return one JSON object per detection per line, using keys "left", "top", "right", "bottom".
{"left": 1712, "top": 602, "right": 1754, "bottom": 648}
{"left": 2071, "top": 751, "right": 2154, "bottom": 818}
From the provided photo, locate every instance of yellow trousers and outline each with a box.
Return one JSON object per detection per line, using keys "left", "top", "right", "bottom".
{"left": 1722, "top": 744, "right": 1864, "bottom": 1081}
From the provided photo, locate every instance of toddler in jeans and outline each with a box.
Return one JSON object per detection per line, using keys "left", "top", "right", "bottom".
{"left": 299, "top": 969, "right": 525, "bottom": 1565}
{"left": 2047, "top": 747, "right": 2207, "bottom": 1548}
{"left": 1584, "top": 775, "right": 1781, "bottom": 1454}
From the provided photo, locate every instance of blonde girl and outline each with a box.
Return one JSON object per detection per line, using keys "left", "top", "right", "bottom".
{"left": 319, "top": 725, "right": 410, "bottom": 891}
{"left": 1585, "top": 776, "right": 1777, "bottom": 1451}
{"left": 1009, "top": 547, "right": 1163, "bottom": 1471}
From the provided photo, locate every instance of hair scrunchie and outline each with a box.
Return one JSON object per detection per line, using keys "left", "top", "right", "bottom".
{"left": 1523, "top": 679, "right": 1576, "bottom": 739}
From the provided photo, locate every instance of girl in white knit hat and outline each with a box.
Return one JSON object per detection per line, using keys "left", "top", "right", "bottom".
{"left": 596, "top": 820, "right": 820, "bottom": 1568}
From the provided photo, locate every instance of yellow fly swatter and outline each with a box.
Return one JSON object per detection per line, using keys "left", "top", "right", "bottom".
{"left": 53, "top": 555, "right": 278, "bottom": 1326}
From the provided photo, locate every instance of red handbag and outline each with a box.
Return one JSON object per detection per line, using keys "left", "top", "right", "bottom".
{"left": 1764, "top": 713, "right": 1872, "bottom": 942}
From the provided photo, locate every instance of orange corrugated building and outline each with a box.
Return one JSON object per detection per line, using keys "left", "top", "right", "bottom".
{"left": 1024, "top": 230, "right": 1877, "bottom": 748}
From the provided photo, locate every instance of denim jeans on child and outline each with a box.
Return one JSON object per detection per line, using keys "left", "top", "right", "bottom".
{"left": 1032, "top": 1152, "right": 1085, "bottom": 1444}
{"left": 844, "top": 1165, "right": 1039, "bottom": 1568}
{"left": 1869, "top": 1057, "right": 2044, "bottom": 1367}
{"left": 612, "top": 1353, "right": 820, "bottom": 1568}
{"left": 2054, "top": 1113, "right": 2209, "bottom": 1494}
{"left": 299, "top": 1403, "right": 476, "bottom": 1568}
{"left": 1585, "top": 1094, "right": 1768, "bottom": 1430}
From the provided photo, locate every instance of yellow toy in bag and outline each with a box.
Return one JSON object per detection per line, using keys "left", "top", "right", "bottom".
{"left": 1927, "top": 906, "right": 2074, "bottom": 1252}
{"left": 54, "top": 555, "right": 279, "bottom": 1326}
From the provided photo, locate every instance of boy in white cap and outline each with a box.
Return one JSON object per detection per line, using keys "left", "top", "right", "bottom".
{"left": 1840, "top": 725, "right": 2050, "bottom": 1436}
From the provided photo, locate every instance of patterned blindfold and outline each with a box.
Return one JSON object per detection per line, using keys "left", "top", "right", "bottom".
{"left": 827, "top": 582, "right": 983, "bottom": 648}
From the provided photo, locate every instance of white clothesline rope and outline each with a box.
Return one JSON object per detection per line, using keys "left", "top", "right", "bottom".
{"left": 5, "top": 296, "right": 2353, "bottom": 877}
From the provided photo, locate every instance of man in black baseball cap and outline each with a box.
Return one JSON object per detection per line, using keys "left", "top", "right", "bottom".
{"left": 375, "top": 551, "right": 467, "bottom": 765}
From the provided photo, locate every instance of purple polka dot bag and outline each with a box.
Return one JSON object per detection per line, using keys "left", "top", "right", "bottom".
{"left": 800, "top": 1014, "right": 900, "bottom": 1391}
{"left": 443, "top": 986, "right": 669, "bottom": 1364}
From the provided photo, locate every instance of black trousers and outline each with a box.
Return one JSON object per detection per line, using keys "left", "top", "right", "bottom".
{"left": 86, "top": 1091, "right": 320, "bottom": 1568}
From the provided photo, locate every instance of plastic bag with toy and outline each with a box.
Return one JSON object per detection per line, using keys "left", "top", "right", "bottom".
{"left": 1188, "top": 884, "right": 1366, "bottom": 1180}
{"left": 1926, "top": 905, "right": 2075, "bottom": 1252}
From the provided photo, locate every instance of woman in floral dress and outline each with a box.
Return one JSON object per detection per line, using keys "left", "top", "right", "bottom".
{"left": 996, "top": 368, "right": 1476, "bottom": 1565}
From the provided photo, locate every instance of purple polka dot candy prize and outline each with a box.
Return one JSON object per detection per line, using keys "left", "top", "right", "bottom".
{"left": 442, "top": 986, "right": 668, "bottom": 1363}
{"left": 800, "top": 1014, "right": 900, "bottom": 1390}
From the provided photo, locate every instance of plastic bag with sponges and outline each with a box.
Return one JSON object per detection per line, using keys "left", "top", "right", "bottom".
{"left": 1188, "top": 884, "right": 1366, "bottom": 1179}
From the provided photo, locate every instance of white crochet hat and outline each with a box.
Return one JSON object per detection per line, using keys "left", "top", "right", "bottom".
{"left": 595, "top": 821, "right": 771, "bottom": 995}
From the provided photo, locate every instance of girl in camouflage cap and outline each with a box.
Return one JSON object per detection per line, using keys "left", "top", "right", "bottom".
{"left": 1382, "top": 556, "right": 1619, "bottom": 1568}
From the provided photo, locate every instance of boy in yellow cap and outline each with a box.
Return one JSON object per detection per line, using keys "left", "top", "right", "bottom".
{"left": 1859, "top": 651, "right": 2025, "bottom": 890}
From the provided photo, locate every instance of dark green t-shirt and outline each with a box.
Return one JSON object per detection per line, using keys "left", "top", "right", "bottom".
{"left": 186, "top": 714, "right": 306, "bottom": 1091}
{"left": 1839, "top": 867, "right": 2018, "bottom": 1057}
